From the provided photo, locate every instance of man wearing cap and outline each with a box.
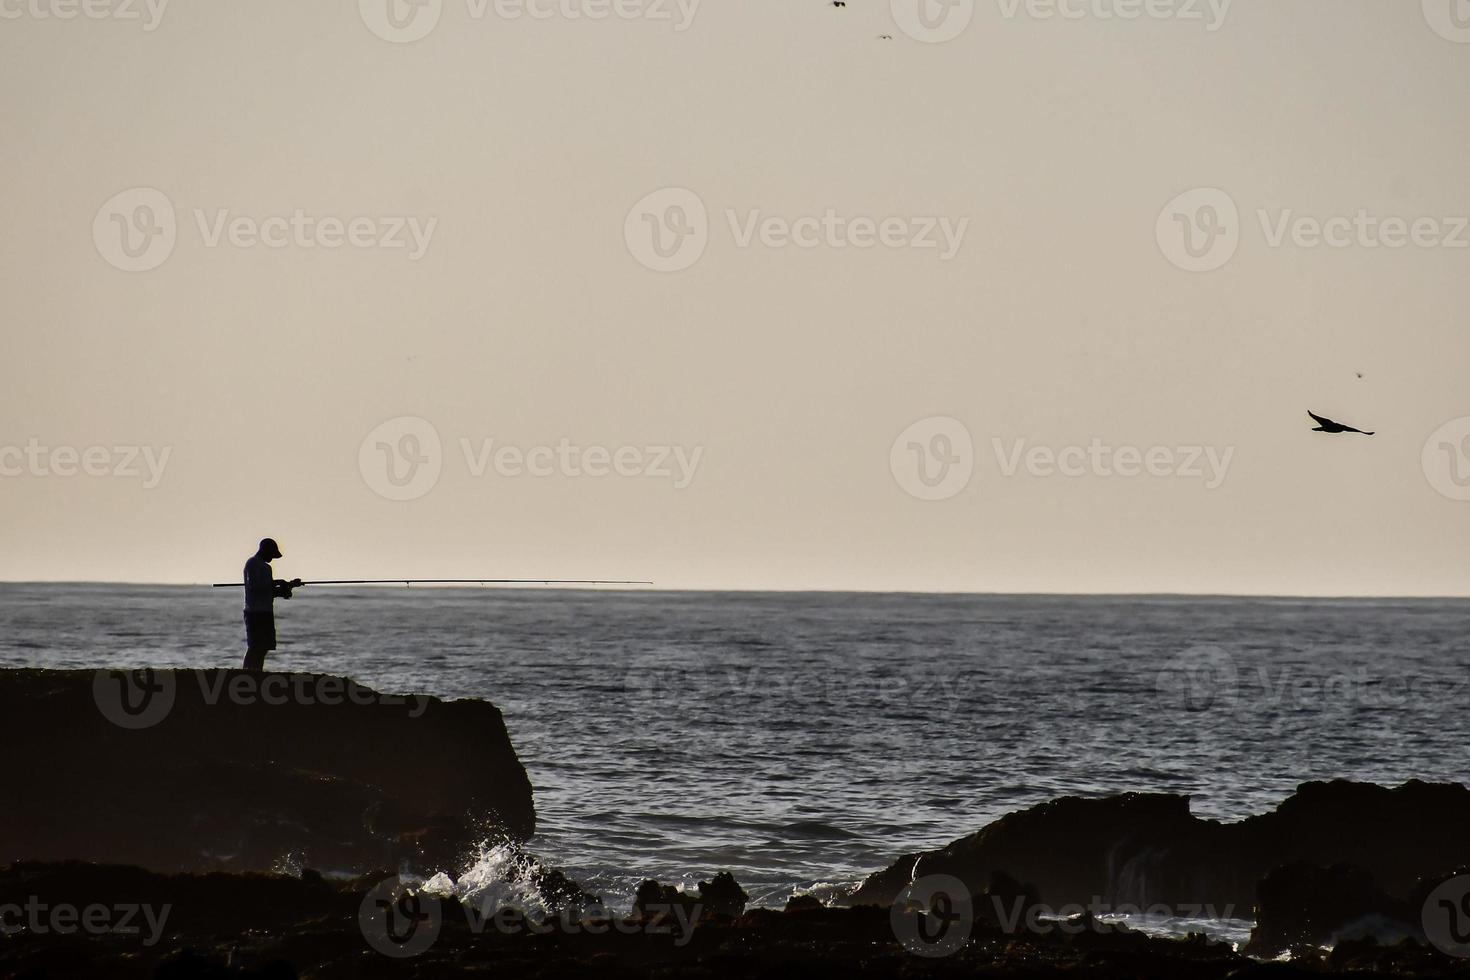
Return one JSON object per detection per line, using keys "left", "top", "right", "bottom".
{"left": 242, "top": 538, "right": 302, "bottom": 671}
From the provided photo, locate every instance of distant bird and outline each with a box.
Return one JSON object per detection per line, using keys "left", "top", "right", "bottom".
{"left": 878, "top": 33, "right": 893, "bottom": 39}
{"left": 1308, "top": 410, "right": 1375, "bottom": 436}
{"left": 831, "top": 1, "right": 845, "bottom": 6}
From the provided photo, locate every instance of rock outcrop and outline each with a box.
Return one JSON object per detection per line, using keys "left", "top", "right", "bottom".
{"left": 851, "top": 780, "right": 1470, "bottom": 955}
{"left": 1, "top": 668, "right": 535, "bottom": 874}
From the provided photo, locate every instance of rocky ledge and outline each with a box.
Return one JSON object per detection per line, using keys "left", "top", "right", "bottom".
{"left": 851, "top": 779, "right": 1470, "bottom": 955}
{"left": 0, "top": 668, "right": 534, "bottom": 874}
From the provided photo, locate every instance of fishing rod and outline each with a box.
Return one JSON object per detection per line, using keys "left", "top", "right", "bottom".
{"left": 211, "top": 578, "right": 652, "bottom": 588}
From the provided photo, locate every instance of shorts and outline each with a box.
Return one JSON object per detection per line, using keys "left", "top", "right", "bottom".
{"left": 244, "top": 610, "right": 277, "bottom": 651}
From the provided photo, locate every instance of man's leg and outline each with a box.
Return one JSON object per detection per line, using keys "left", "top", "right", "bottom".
{"left": 243, "top": 645, "right": 265, "bottom": 671}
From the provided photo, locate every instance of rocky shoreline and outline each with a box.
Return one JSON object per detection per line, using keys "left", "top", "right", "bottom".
{"left": 6, "top": 668, "right": 1470, "bottom": 977}
{"left": 2, "top": 861, "right": 1468, "bottom": 978}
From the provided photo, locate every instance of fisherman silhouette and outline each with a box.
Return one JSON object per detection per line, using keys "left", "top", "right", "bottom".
{"left": 242, "top": 538, "right": 302, "bottom": 672}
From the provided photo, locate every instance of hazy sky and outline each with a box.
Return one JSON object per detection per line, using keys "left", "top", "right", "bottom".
{"left": 2, "top": 0, "right": 1469, "bottom": 594}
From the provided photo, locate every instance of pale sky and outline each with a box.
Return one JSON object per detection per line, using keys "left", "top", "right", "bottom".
{"left": 2, "top": 0, "right": 1469, "bottom": 594}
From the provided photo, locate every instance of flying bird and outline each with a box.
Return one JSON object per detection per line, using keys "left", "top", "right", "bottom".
{"left": 1308, "top": 410, "right": 1374, "bottom": 436}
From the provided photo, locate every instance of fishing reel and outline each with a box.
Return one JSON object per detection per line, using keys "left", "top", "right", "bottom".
{"left": 273, "top": 578, "right": 304, "bottom": 600}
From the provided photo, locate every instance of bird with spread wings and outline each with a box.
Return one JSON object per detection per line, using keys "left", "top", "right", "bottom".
{"left": 1308, "top": 411, "right": 1375, "bottom": 436}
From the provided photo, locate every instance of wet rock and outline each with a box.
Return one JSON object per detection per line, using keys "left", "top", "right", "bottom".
{"left": 1246, "top": 862, "right": 1412, "bottom": 956}
{"left": 634, "top": 871, "right": 748, "bottom": 921}
{"left": 784, "top": 894, "right": 824, "bottom": 912}
{"left": 697, "top": 871, "right": 749, "bottom": 917}
{"left": 853, "top": 779, "right": 1470, "bottom": 958}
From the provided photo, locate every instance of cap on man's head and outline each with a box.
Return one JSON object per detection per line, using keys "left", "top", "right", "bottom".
{"left": 259, "top": 538, "right": 283, "bottom": 559}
